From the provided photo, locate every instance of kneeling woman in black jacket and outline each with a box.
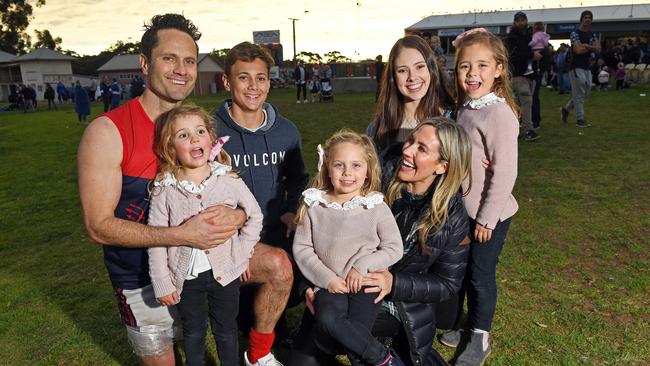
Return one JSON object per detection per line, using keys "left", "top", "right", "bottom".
{"left": 291, "top": 118, "right": 471, "bottom": 366}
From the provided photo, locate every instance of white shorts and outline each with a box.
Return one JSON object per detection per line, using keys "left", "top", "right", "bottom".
{"left": 114, "top": 284, "right": 181, "bottom": 357}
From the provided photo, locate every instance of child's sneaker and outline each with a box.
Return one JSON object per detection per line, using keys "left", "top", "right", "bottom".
{"left": 455, "top": 331, "right": 491, "bottom": 366}
{"left": 244, "top": 351, "right": 284, "bottom": 366}
{"left": 440, "top": 329, "right": 463, "bottom": 348}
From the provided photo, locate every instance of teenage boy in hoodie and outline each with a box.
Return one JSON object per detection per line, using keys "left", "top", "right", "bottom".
{"left": 214, "top": 41, "right": 309, "bottom": 366}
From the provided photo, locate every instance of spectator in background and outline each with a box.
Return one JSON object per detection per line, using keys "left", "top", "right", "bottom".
{"left": 56, "top": 81, "right": 66, "bottom": 103}
{"left": 100, "top": 76, "right": 111, "bottom": 112}
{"left": 89, "top": 79, "right": 97, "bottom": 101}
{"left": 560, "top": 10, "right": 600, "bottom": 128}
{"left": 529, "top": 22, "right": 551, "bottom": 130}
{"left": 73, "top": 81, "right": 91, "bottom": 124}
{"left": 374, "top": 54, "right": 384, "bottom": 102}
{"left": 44, "top": 83, "right": 57, "bottom": 110}
{"left": 555, "top": 44, "right": 571, "bottom": 94}
{"left": 430, "top": 35, "right": 445, "bottom": 56}
{"left": 294, "top": 61, "right": 308, "bottom": 103}
{"left": 615, "top": 62, "right": 626, "bottom": 90}
{"left": 505, "top": 11, "right": 541, "bottom": 141}
{"left": 110, "top": 78, "right": 121, "bottom": 110}
{"left": 598, "top": 66, "right": 610, "bottom": 91}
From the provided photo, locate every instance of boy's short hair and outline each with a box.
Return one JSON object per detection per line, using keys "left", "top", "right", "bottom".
{"left": 580, "top": 10, "right": 593, "bottom": 22}
{"left": 224, "top": 42, "right": 275, "bottom": 76}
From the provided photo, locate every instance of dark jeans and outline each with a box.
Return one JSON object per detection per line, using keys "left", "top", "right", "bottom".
{"left": 315, "top": 289, "right": 386, "bottom": 365}
{"left": 291, "top": 308, "right": 449, "bottom": 366}
{"left": 176, "top": 270, "right": 240, "bottom": 366}
{"left": 461, "top": 218, "right": 512, "bottom": 332}
{"left": 296, "top": 83, "right": 307, "bottom": 101}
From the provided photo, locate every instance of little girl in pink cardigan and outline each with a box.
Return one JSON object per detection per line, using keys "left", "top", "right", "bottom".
{"left": 147, "top": 105, "right": 262, "bottom": 366}
{"left": 293, "top": 131, "right": 403, "bottom": 366}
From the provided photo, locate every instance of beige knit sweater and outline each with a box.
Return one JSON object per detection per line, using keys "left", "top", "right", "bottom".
{"left": 147, "top": 164, "right": 263, "bottom": 298}
{"left": 457, "top": 94, "right": 519, "bottom": 229}
{"left": 293, "top": 189, "right": 403, "bottom": 289}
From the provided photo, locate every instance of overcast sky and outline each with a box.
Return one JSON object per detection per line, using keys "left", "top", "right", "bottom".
{"left": 28, "top": 0, "right": 635, "bottom": 59}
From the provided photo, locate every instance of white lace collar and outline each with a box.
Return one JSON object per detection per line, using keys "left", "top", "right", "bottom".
{"left": 302, "top": 188, "right": 384, "bottom": 211}
{"left": 154, "top": 162, "right": 231, "bottom": 194}
{"left": 463, "top": 92, "right": 505, "bottom": 110}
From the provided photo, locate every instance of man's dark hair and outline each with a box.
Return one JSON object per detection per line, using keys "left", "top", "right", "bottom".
{"left": 224, "top": 42, "right": 275, "bottom": 76}
{"left": 580, "top": 10, "right": 593, "bottom": 22}
{"left": 141, "top": 14, "right": 201, "bottom": 61}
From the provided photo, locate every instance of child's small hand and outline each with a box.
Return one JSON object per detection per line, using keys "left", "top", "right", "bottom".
{"left": 327, "top": 276, "right": 349, "bottom": 294}
{"left": 158, "top": 291, "right": 180, "bottom": 306}
{"left": 346, "top": 268, "right": 363, "bottom": 293}
{"left": 240, "top": 261, "right": 252, "bottom": 283}
{"left": 474, "top": 224, "right": 493, "bottom": 243}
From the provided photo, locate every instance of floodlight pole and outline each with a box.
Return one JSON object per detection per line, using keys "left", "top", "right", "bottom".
{"left": 289, "top": 18, "right": 299, "bottom": 62}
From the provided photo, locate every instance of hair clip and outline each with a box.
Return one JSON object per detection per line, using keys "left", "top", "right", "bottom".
{"left": 452, "top": 28, "right": 489, "bottom": 48}
{"left": 209, "top": 136, "right": 230, "bottom": 162}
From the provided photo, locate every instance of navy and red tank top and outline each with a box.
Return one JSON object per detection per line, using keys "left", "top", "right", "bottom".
{"left": 103, "top": 98, "right": 157, "bottom": 289}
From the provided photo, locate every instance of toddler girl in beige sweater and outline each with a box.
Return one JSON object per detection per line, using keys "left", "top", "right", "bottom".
{"left": 293, "top": 131, "right": 404, "bottom": 366}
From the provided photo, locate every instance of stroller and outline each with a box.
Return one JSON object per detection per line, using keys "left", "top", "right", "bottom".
{"left": 319, "top": 78, "right": 333, "bottom": 102}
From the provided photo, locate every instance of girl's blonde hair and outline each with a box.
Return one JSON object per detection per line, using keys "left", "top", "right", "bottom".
{"left": 295, "top": 130, "right": 381, "bottom": 224}
{"left": 385, "top": 118, "right": 472, "bottom": 253}
{"left": 454, "top": 30, "right": 520, "bottom": 118}
{"left": 153, "top": 104, "right": 231, "bottom": 182}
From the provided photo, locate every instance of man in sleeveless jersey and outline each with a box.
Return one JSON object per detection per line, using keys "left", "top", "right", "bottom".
{"left": 78, "top": 14, "right": 247, "bottom": 365}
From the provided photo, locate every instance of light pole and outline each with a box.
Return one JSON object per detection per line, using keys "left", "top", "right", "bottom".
{"left": 289, "top": 18, "right": 299, "bottom": 62}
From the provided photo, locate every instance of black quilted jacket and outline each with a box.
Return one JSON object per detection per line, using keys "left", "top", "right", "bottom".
{"left": 383, "top": 155, "right": 470, "bottom": 366}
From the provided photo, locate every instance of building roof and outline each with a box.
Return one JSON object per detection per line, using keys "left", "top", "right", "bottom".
{"left": 406, "top": 4, "right": 650, "bottom": 31}
{"left": 15, "top": 47, "right": 76, "bottom": 61}
{"left": 0, "top": 50, "right": 16, "bottom": 63}
{"left": 97, "top": 53, "right": 223, "bottom": 72}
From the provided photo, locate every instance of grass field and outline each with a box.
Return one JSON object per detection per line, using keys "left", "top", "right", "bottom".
{"left": 0, "top": 85, "right": 649, "bottom": 365}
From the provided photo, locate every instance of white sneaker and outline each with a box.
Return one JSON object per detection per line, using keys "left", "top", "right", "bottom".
{"left": 296, "top": 100, "right": 301, "bottom": 104}
{"left": 244, "top": 351, "right": 284, "bottom": 366}
{"left": 303, "top": 99, "right": 309, "bottom": 103}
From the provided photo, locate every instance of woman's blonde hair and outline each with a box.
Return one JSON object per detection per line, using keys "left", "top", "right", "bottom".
{"left": 153, "top": 104, "right": 231, "bottom": 182}
{"left": 295, "top": 130, "right": 381, "bottom": 224}
{"left": 385, "top": 118, "right": 471, "bottom": 253}
{"left": 453, "top": 30, "right": 520, "bottom": 118}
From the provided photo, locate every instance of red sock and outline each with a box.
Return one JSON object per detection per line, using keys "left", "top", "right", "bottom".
{"left": 248, "top": 329, "right": 275, "bottom": 364}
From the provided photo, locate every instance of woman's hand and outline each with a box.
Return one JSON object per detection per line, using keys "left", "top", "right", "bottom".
{"left": 346, "top": 268, "right": 362, "bottom": 293}
{"left": 327, "top": 276, "right": 349, "bottom": 294}
{"left": 158, "top": 291, "right": 179, "bottom": 306}
{"left": 474, "top": 223, "right": 493, "bottom": 243}
{"left": 362, "top": 270, "right": 393, "bottom": 304}
{"left": 280, "top": 212, "right": 297, "bottom": 238}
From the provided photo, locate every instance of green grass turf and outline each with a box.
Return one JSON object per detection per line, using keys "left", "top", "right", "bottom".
{"left": 0, "top": 85, "right": 648, "bottom": 365}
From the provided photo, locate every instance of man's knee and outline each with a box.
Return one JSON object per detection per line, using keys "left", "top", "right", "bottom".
{"left": 260, "top": 246, "right": 294, "bottom": 286}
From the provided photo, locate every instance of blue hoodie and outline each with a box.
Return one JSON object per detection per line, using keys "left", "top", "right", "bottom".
{"left": 214, "top": 100, "right": 309, "bottom": 250}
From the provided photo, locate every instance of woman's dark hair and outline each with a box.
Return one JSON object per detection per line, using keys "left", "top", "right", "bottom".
{"left": 371, "top": 35, "right": 455, "bottom": 149}
{"left": 141, "top": 14, "right": 201, "bottom": 61}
